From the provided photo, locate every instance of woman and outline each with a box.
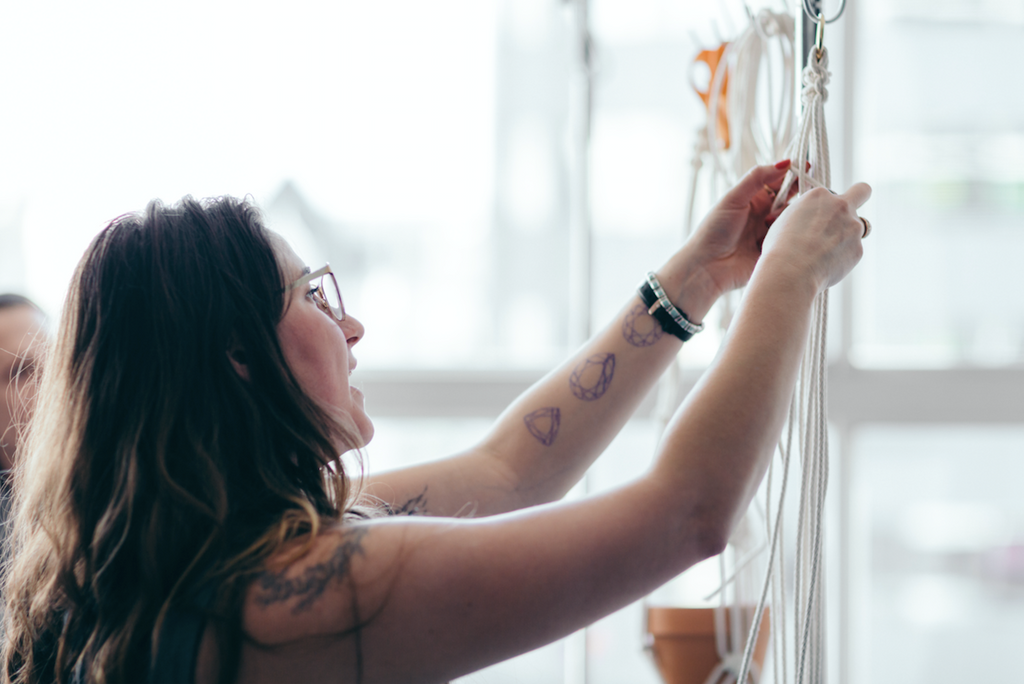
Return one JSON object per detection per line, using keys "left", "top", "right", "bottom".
{"left": 3, "top": 160, "right": 870, "bottom": 683}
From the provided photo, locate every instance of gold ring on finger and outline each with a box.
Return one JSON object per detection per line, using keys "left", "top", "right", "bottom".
{"left": 859, "top": 217, "right": 871, "bottom": 238}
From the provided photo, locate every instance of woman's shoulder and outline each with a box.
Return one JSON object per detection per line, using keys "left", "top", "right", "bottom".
{"left": 240, "top": 519, "right": 399, "bottom": 645}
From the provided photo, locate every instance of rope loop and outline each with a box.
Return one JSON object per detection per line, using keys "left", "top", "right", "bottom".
{"left": 704, "top": 8, "right": 796, "bottom": 186}
{"left": 754, "top": 8, "right": 788, "bottom": 38}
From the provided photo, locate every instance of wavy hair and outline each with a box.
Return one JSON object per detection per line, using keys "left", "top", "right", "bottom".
{"left": 2, "top": 196, "right": 363, "bottom": 683}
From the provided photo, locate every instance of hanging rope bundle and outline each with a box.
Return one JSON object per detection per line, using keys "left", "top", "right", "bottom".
{"left": 772, "top": 47, "right": 831, "bottom": 205}
{"left": 649, "top": 10, "right": 798, "bottom": 684}
{"left": 683, "top": 10, "right": 796, "bottom": 240}
{"left": 651, "top": 9, "right": 842, "bottom": 684}
{"left": 735, "top": 39, "right": 834, "bottom": 684}
{"left": 707, "top": 9, "right": 796, "bottom": 185}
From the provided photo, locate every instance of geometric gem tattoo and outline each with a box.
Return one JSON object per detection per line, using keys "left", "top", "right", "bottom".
{"left": 569, "top": 352, "right": 615, "bottom": 401}
{"left": 524, "top": 407, "right": 561, "bottom": 446}
{"left": 622, "top": 302, "right": 664, "bottom": 347}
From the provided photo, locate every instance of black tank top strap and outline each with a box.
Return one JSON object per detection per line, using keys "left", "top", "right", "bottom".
{"left": 64, "top": 583, "right": 216, "bottom": 684}
{"left": 148, "top": 583, "right": 217, "bottom": 684}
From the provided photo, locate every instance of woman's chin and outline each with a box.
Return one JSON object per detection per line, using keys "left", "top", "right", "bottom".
{"left": 324, "top": 402, "right": 373, "bottom": 452}
{"left": 333, "top": 423, "right": 373, "bottom": 453}
{"left": 348, "top": 387, "right": 373, "bottom": 444}
{"left": 351, "top": 419, "right": 374, "bottom": 447}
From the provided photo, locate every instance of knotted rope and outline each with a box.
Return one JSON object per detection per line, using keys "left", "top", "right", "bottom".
{"left": 773, "top": 47, "right": 831, "bottom": 208}
{"left": 653, "top": 19, "right": 836, "bottom": 684}
{"left": 736, "top": 45, "right": 833, "bottom": 684}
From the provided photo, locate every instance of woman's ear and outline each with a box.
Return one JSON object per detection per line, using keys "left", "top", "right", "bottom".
{"left": 228, "top": 344, "right": 250, "bottom": 381}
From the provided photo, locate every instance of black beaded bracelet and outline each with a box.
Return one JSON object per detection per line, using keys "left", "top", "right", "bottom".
{"left": 637, "top": 272, "right": 704, "bottom": 342}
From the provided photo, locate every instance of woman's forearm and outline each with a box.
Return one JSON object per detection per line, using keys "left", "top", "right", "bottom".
{"left": 475, "top": 164, "right": 809, "bottom": 512}
{"left": 359, "top": 245, "right": 722, "bottom": 518}
{"left": 650, "top": 255, "right": 818, "bottom": 548}
{"left": 476, "top": 243, "right": 723, "bottom": 509}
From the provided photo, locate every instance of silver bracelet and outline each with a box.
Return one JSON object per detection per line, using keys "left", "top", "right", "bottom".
{"left": 645, "top": 272, "right": 704, "bottom": 337}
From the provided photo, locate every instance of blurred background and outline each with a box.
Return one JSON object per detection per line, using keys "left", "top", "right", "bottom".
{"left": 1, "top": 0, "right": 1022, "bottom": 682}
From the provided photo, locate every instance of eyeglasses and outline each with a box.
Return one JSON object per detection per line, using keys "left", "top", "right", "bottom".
{"left": 285, "top": 264, "right": 345, "bottom": 322}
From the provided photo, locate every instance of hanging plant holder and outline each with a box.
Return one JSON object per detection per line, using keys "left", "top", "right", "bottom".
{"left": 646, "top": 606, "right": 771, "bottom": 684}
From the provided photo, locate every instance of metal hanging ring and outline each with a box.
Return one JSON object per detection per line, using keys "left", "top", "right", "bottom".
{"left": 814, "top": 12, "right": 825, "bottom": 59}
{"left": 802, "top": 0, "right": 847, "bottom": 24}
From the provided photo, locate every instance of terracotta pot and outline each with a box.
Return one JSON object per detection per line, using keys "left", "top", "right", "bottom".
{"left": 645, "top": 606, "right": 771, "bottom": 684}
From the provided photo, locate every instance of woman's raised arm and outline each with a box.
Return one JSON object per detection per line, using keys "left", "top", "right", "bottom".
{"left": 362, "top": 161, "right": 800, "bottom": 517}
{"left": 234, "top": 181, "right": 871, "bottom": 684}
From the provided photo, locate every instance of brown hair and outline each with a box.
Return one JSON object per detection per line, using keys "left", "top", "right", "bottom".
{"left": 3, "top": 196, "right": 362, "bottom": 683}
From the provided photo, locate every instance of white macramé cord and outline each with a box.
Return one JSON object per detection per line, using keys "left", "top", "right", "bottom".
{"left": 735, "top": 46, "right": 832, "bottom": 684}
{"left": 773, "top": 47, "right": 832, "bottom": 210}
{"left": 702, "top": 536, "right": 768, "bottom": 602}
{"left": 660, "top": 12, "right": 798, "bottom": 684}
{"left": 683, "top": 8, "right": 794, "bottom": 240}
{"left": 707, "top": 9, "right": 795, "bottom": 185}
{"left": 651, "top": 16, "right": 815, "bottom": 684}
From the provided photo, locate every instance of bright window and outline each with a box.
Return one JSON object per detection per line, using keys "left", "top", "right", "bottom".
{"left": 851, "top": 426, "right": 1024, "bottom": 684}
{"left": 851, "top": 0, "right": 1024, "bottom": 367}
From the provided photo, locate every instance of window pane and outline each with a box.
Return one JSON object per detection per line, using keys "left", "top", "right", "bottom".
{"left": 590, "top": 0, "right": 758, "bottom": 367}
{"left": 851, "top": 426, "right": 1024, "bottom": 683}
{"left": 1, "top": 0, "right": 774, "bottom": 371}
{"left": 0, "top": 0, "right": 577, "bottom": 370}
{"left": 851, "top": 1, "right": 1024, "bottom": 367}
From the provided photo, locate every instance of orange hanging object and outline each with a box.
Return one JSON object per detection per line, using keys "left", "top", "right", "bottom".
{"left": 692, "top": 43, "right": 731, "bottom": 149}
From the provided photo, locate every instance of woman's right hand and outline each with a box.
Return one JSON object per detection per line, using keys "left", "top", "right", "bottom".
{"left": 759, "top": 183, "right": 872, "bottom": 293}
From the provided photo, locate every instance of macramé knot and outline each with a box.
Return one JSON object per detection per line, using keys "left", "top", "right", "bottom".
{"left": 800, "top": 47, "right": 830, "bottom": 104}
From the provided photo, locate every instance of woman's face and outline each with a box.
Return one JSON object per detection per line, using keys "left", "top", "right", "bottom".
{"left": 273, "top": 236, "right": 373, "bottom": 450}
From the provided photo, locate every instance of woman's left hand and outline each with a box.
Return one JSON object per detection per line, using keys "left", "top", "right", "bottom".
{"left": 687, "top": 160, "right": 795, "bottom": 296}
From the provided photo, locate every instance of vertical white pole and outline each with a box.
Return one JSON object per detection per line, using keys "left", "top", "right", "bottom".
{"left": 565, "top": 1, "right": 593, "bottom": 683}
{"left": 834, "top": 424, "right": 853, "bottom": 684}
{"left": 836, "top": 3, "right": 858, "bottom": 683}
{"left": 567, "top": 0, "right": 593, "bottom": 350}
{"left": 839, "top": 1, "right": 857, "bottom": 362}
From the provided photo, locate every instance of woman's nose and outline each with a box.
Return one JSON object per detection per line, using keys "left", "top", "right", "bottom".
{"left": 341, "top": 314, "right": 364, "bottom": 346}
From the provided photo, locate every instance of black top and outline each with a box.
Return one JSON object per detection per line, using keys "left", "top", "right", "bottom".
{"left": 148, "top": 585, "right": 215, "bottom": 684}
{"left": 69, "top": 584, "right": 214, "bottom": 684}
